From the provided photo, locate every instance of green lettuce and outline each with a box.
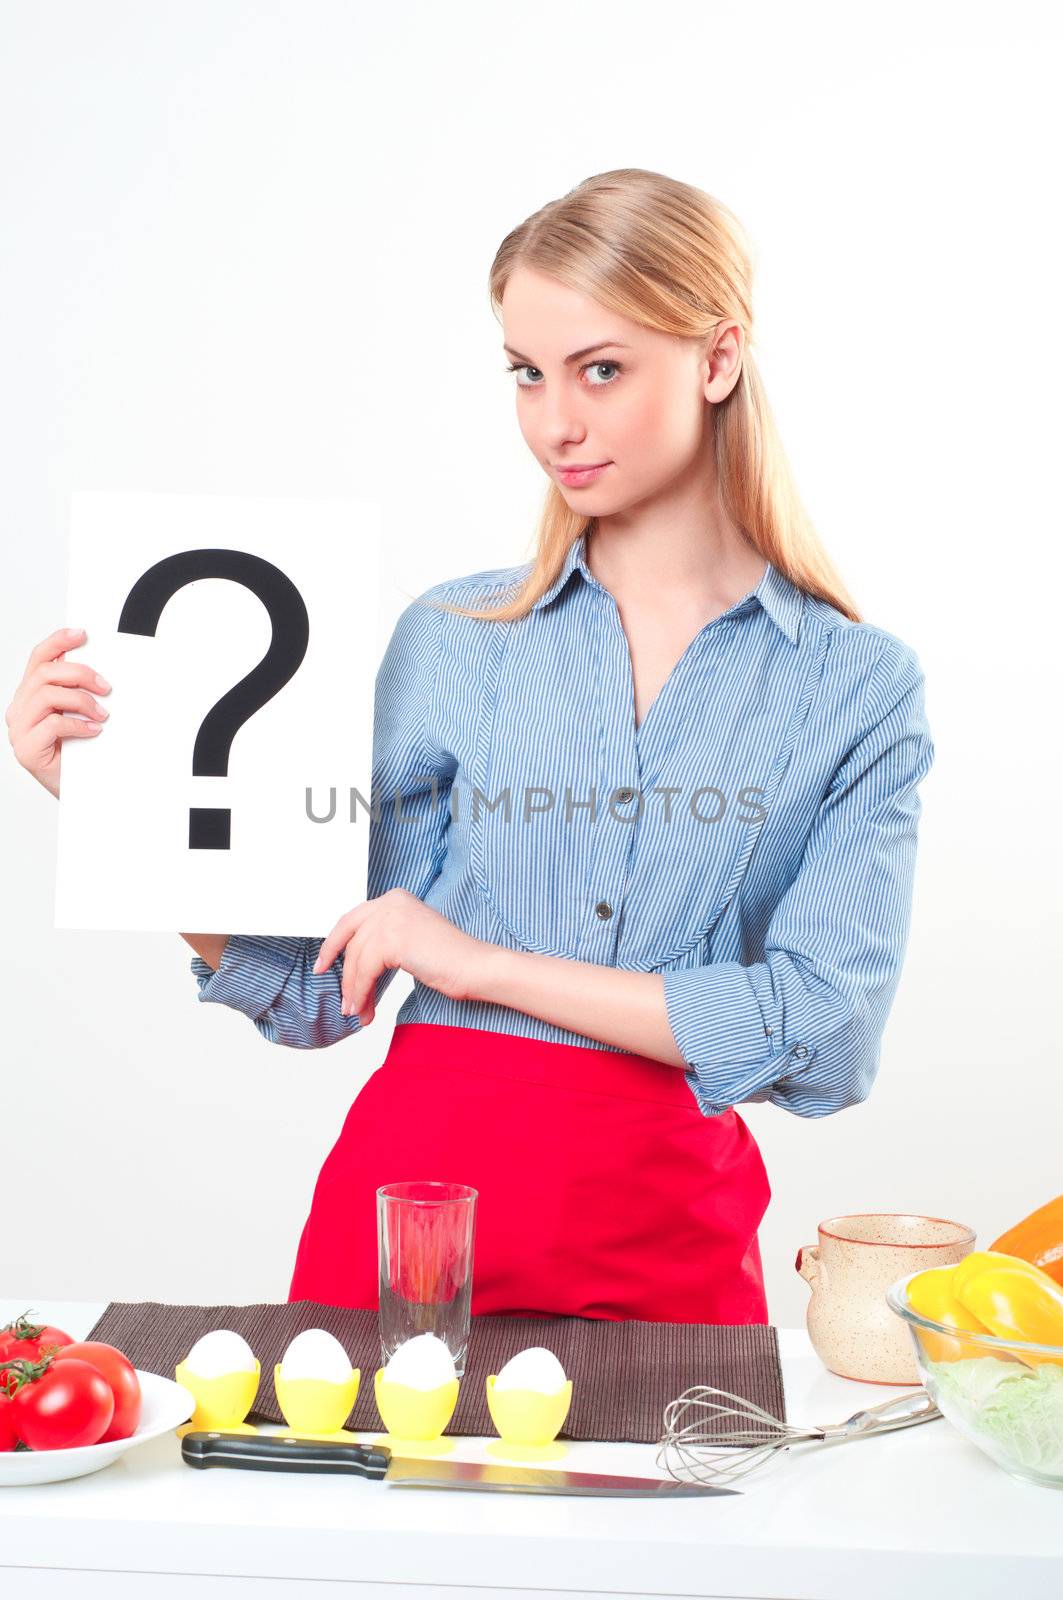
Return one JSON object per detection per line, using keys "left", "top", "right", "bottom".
{"left": 926, "top": 1355, "right": 1063, "bottom": 1475}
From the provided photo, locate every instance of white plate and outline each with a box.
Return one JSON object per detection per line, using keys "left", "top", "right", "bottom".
{"left": 0, "top": 1370, "right": 195, "bottom": 1486}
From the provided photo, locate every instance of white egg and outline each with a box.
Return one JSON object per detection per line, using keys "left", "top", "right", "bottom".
{"left": 494, "top": 1346, "right": 567, "bottom": 1395}
{"left": 183, "top": 1329, "right": 257, "bottom": 1378}
{"left": 383, "top": 1333, "right": 456, "bottom": 1390}
{"left": 279, "top": 1327, "right": 352, "bottom": 1384}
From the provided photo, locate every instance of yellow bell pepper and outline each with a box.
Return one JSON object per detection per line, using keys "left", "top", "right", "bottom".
{"left": 905, "top": 1263, "right": 993, "bottom": 1362}
{"left": 907, "top": 1263, "right": 992, "bottom": 1331}
{"left": 952, "top": 1249, "right": 1040, "bottom": 1297}
{"left": 952, "top": 1251, "right": 1063, "bottom": 1369}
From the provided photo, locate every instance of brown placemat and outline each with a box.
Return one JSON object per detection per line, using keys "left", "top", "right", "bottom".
{"left": 86, "top": 1301, "right": 786, "bottom": 1444}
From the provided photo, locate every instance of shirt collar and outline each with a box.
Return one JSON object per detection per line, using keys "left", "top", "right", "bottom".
{"left": 530, "top": 532, "right": 591, "bottom": 612}
{"left": 531, "top": 531, "right": 804, "bottom": 644}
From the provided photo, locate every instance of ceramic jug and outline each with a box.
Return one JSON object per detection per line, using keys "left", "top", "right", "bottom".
{"left": 796, "top": 1212, "right": 976, "bottom": 1383}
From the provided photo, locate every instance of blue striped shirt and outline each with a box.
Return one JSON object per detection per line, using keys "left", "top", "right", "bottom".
{"left": 191, "top": 532, "right": 934, "bottom": 1118}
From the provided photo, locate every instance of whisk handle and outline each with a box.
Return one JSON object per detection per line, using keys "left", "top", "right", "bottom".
{"left": 822, "top": 1390, "right": 941, "bottom": 1441}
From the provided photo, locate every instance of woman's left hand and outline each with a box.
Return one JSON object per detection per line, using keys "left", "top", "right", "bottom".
{"left": 311, "top": 888, "right": 490, "bottom": 1025}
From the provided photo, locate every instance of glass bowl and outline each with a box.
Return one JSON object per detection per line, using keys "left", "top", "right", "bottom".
{"left": 887, "top": 1269, "right": 1063, "bottom": 1488}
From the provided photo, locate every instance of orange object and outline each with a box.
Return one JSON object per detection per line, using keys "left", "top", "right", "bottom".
{"left": 991, "top": 1194, "right": 1063, "bottom": 1287}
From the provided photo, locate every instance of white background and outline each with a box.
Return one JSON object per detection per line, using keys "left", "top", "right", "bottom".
{"left": 2, "top": 0, "right": 1059, "bottom": 1328}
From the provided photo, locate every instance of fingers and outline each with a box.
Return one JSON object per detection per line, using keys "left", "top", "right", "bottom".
{"left": 312, "top": 935, "right": 344, "bottom": 976}
{"left": 38, "top": 712, "right": 106, "bottom": 742}
{"left": 309, "top": 910, "right": 377, "bottom": 1025}
{"left": 10, "top": 628, "right": 110, "bottom": 797}
{"left": 340, "top": 929, "right": 378, "bottom": 1023}
{"left": 7, "top": 689, "right": 108, "bottom": 760}
{"left": 25, "top": 626, "right": 87, "bottom": 675}
{"left": 24, "top": 685, "right": 109, "bottom": 727}
{"left": 23, "top": 659, "right": 112, "bottom": 706}
{"left": 41, "top": 660, "right": 112, "bottom": 695}
{"left": 8, "top": 631, "right": 111, "bottom": 742}
{"left": 312, "top": 905, "right": 368, "bottom": 974}
{"left": 340, "top": 933, "right": 361, "bottom": 1015}
{"left": 336, "top": 918, "right": 376, "bottom": 1019}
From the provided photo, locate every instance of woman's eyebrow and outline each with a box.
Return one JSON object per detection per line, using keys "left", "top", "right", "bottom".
{"left": 503, "top": 340, "right": 631, "bottom": 365}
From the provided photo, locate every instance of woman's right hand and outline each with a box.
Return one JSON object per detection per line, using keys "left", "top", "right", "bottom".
{"left": 5, "top": 627, "right": 112, "bottom": 799}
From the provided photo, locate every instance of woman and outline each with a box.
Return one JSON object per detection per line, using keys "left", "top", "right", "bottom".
{"left": 8, "top": 169, "right": 934, "bottom": 1325}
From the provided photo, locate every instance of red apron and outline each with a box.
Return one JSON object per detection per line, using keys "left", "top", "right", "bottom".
{"left": 289, "top": 1021, "right": 771, "bottom": 1323}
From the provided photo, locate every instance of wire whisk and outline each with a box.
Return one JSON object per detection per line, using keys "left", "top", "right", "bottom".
{"left": 656, "top": 1383, "right": 942, "bottom": 1487}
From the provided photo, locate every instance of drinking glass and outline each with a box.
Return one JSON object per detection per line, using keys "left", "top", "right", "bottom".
{"left": 377, "top": 1180, "right": 477, "bottom": 1377}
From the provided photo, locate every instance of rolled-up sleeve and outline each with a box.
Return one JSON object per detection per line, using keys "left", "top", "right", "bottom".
{"left": 662, "top": 636, "right": 935, "bottom": 1118}
{"left": 191, "top": 589, "right": 456, "bottom": 1048}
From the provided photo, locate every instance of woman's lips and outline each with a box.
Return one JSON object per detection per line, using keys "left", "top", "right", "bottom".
{"left": 555, "top": 462, "right": 611, "bottom": 487}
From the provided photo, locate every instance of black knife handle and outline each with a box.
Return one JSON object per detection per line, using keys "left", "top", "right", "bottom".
{"left": 181, "top": 1430, "right": 392, "bottom": 1478}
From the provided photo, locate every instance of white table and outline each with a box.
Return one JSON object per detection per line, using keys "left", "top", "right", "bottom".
{"left": 1, "top": 1297, "right": 1060, "bottom": 1599}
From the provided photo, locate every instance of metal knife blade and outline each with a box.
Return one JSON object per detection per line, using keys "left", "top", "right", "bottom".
{"left": 181, "top": 1430, "right": 738, "bottom": 1497}
{"left": 383, "top": 1451, "right": 738, "bottom": 1495}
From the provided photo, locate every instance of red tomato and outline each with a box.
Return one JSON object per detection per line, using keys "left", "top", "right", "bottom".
{"left": 0, "top": 1313, "right": 74, "bottom": 1391}
{"left": 7, "top": 1356, "right": 114, "bottom": 1450}
{"left": 53, "top": 1342, "right": 142, "bottom": 1442}
{"left": 0, "top": 1394, "right": 16, "bottom": 1452}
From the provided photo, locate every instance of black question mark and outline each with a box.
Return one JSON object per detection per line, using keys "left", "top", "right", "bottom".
{"left": 117, "top": 549, "right": 309, "bottom": 850}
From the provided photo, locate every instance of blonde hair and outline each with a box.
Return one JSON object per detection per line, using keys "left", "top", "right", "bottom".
{"left": 431, "top": 167, "right": 861, "bottom": 625}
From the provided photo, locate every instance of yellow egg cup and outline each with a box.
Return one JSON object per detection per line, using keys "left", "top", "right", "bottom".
{"left": 274, "top": 1367, "right": 362, "bottom": 1441}
{"left": 373, "top": 1369, "right": 459, "bottom": 1453}
{"left": 174, "top": 1359, "right": 261, "bottom": 1437}
{"left": 484, "top": 1375, "right": 573, "bottom": 1460}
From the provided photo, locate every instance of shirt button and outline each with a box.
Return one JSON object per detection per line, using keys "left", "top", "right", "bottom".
{"left": 595, "top": 900, "right": 614, "bottom": 920}
{"left": 616, "top": 787, "right": 636, "bottom": 804}
{"left": 792, "top": 1044, "right": 809, "bottom": 1059}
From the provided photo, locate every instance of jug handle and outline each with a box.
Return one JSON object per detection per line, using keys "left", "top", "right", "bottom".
{"left": 796, "top": 1242, "right": 827, "bottom": 1290}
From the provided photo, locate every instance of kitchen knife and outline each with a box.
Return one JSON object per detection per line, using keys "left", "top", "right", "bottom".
{"left": 181, "top": 1429, "right": 738, "bottom": 1497}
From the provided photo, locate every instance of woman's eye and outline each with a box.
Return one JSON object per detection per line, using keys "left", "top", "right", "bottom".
{"left": 584, "top": 361, "right": 622, "bottom": 386}
{"left": 504, "top": 360, "right": 623, "bottom": 389}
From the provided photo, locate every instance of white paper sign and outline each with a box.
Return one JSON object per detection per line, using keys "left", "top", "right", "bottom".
{"left": 55, "top": 491, "right": 381, "bottom": 936}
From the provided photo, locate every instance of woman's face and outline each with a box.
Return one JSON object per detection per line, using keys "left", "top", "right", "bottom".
{"left": 501, "top": 265, "right": 742, "bottom": 514}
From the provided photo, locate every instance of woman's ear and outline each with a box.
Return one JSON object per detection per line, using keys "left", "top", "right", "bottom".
{"left": 703, "top": 320, "right": 744, "bottom": 403}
